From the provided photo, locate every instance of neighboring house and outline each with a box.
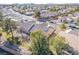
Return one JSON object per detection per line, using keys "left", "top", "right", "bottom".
{"left": 40, "top": 12, "right": 59, "bottom": 18}
{"left": 30, "top": 23, "right": 48, "bottom": 32}
{"left": 2, "top": 8, "right": 36, "bottom": 21}
{"left": 17, "top": 21, "right": 55, "bottom": 38}
{"left": 30, "top": 23, "right": 55, "bottom": 37}
{"left": 68, "top": 28, "right": 79, "bottom": 36}
{"left": 25, "top": 12, "right": 34, "bottom": 16}
{"left": 58, "top": 16, "right": 74, "bottom": 23}
{"left": 37, "top": 18, "right": 49, "bottom": 22}
{"left": 40, "top": 10, "right": 48, "bottom": 14}
{"left": 68, "top": 23, "right": 79, "bottom": 29}
{"left": 72, "top": 12, "right": 79, "bottom": 21}
{"left": 59, "top": 28, "right": 79, "bottom": 54}
{"left": 17, "top": 21, "right": 35, "bottom": 33}
{"left": 73, "top": 12, "right": 79, "bottom": 17}
{"left": 58, "top": 16, "right": 66, "bottom": 22}
{"left": 44, "top": 27, "right": 55, "bottom": 37}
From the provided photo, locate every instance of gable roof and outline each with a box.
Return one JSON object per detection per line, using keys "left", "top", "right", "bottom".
{"left": 18, "top": 21, "right": 35, "bottom": 33}
{"left": 30, "top": 24, "right": 48, "bottom": 32}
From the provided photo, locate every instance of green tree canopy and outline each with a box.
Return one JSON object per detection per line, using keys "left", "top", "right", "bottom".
{"left": 34, "top": 11, "right": 40, "bottom": 18}
{"left": 0, "top": 11, "right": 3, "bottom": 21}
{"left": 29, "top": 30, "right": 52, "bottom": 55}
{"left": 2, "top": 18, "right": 17, "bottom": 32}
{"left": 59, "top": 23, "right": 66, "bottom": 30}
{"left": 49, "top": 7, "right": 60, "bottom": 12}
{"left": 0, "top": 11, "right": 4, "bottom": 27}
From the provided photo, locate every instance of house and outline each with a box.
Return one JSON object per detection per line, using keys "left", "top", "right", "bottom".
{"left": 30, "top": 23, "right": 55, "bottom": 37}
{"left": 67, "top": 28, "right": 79, "bottom": 36}
{"left": 68, "top": 23, "right": 79, "bottom": 29}
{"left": 17, "top": 21, "right": 35, "bottom": 33}
{"left": 59, "top": 28, "right": 79, "bottom": 54}
{"left": 30, "top": 23, "right": 48, "bottom": 32}
{"left": 25, "top": 11, "right": 34, "bottom": 16}
{"left": 72, "top": 12, "right": 79, "bottom": 21}
{"left": 17, "top": 20, "right": 55, "bottom": 38}
{"left": 40, "top": 11, "right": 59, "bottom": 18}
{"left": 15, "top": 21, "right": 36, "bottom": 40}
{"left": 44, "top": 27, "right": 55, "bottom": 37}
{"left": 37, "top": 18, "right": 49, "bottom": 22}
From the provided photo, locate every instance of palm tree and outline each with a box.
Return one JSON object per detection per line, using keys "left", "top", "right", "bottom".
{"left": 29, "top": 30, "right": 52, "bottom": 55}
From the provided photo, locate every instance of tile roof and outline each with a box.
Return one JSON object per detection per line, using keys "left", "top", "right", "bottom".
{"left": 18, "top": 21, "right": 35, "bottom": 33}
{"left": 30, "top": 24, "right": 48, "bottom": 32}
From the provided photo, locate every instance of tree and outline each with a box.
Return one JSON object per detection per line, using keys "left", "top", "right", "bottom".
{"left": 7, "top": 36, "right": 21, "bottom": 45}
{"left": 50, "top": 35, "right": 70, "bottom": 55}
{"left": 2, "top": 18, "right": 17, "bottom": 33}
{"left": 0, "top": 33, "right": 2, "bottom": 44}
{"left": 0, "top": 12, "right": 4, "bottom": 27}
{"left": 49, "top": 7, "right": 60, "bottom": 12}
{"left": 59, "top": 23, "right": 66, "bottom": 30}
{"left": 2, "top": 18, "right": 21, "bottom": 45}
{"left": 75, "top": 7, "right": 79, "bottom": 12}
{"left": 2, "top": 19, "right": 11, "bottom": 32}
{"left": 2, "top": 18, "right": 17, "bottom": 42}
{"left": 34, "top": 11, "right": 40, "bottom": 18}
{"left": 29, "top": 30, "right": 52, "bottom": 55}
{"left": 0, "top": 11, "right": 3, "bottom": 21}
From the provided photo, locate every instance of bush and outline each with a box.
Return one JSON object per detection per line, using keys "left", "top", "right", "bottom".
{"left": 7, "top": 37, "right": 21, "bottom": 45}
{"left": 59, "top": 23, "right": 66, "bottom": 30}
